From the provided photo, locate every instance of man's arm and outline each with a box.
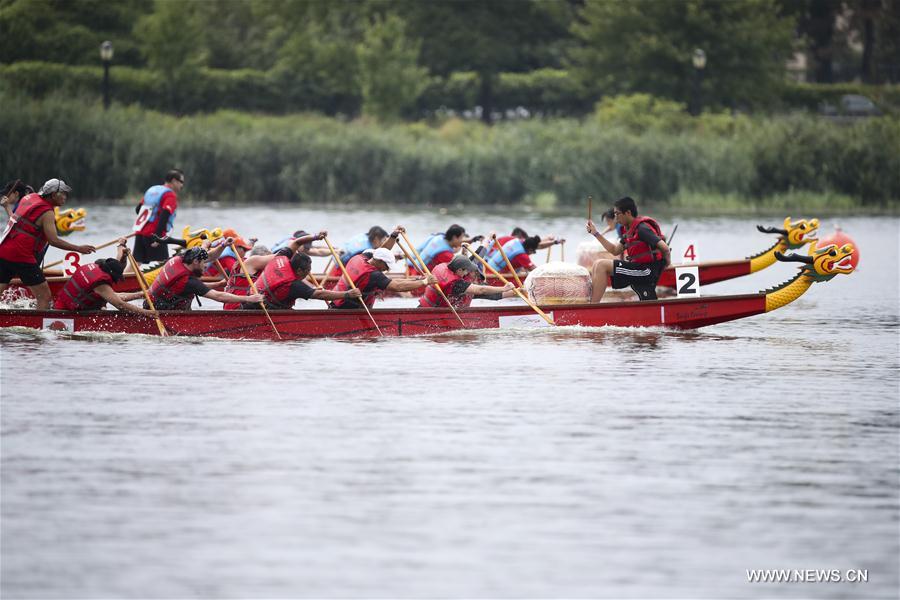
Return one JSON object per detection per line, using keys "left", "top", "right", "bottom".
{"left": 312, "top": 287, "right": 362, "bottom": 302}
{"left": 586, "top": 220, "right": 624, "bottom": 255}
{"left": 657, "top": 239, "right": 671, "bottom": 267}
{"left": 386, "top": 274, "right": 436, "bottom": 293}
{"left": 206, "top": 289, "right": 264, "bottom": 304}
{"left": 94, "top": 285, "right": 158, "bottom": 317}
{"left": 379, "top": 225, "right": 405, "bottom": 251}
{"left": 39, "top": 212, "right": 96, "bottom": 254}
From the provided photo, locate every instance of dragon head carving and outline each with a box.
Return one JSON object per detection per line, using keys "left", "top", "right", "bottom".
{"left": 54, "top": 207, "right": 87, "bottom": 237}
{"left": 775, "top": 241, "right": 856, "bottom": 282}
{"left": 181, "top": 226, "right": 223, "bottom": 248}
{"left": 756, "top": 217, "right": 819, "bottom": 250}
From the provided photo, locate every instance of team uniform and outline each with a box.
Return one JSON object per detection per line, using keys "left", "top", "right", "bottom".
{"left": 330, "top": 254, "right": 392, "bottom": 309}
{"left": 610, "top": 216, "right": 667, "bottom": 300}
{"left": 145, "top": 255, "right": 211, "bottom": 310}
{"left": 132, "top": 185, "right": 178, "bottom": 263}
{"left": 0, "top": 193, "right": 54, "bottom": 285}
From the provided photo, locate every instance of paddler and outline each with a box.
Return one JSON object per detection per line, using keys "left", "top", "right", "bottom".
{"left": 484, "top": 233, "right": 542, "bottom": 277}
{"left": 405, "top": 224, "right": 467, "bottom": 274}
{"left": 585, "top": 196, "right": 671, "bottom": 302}
{"left": 145, "top": 246, "right": 263, "bottom": 310}
{"left": 53, "top": 238, "right": 157, "bottom": 318}
{"left": 242, "top": 232, "right": 362, "bottom": 310}
{"left": 271, "top": 229, "right": 332, "bottom": 257}
{"left": 418, "top": 255, "right": 516, "bottom": 308}
{"left": 203, "top": 229, "right": 254, "bottom": 278}
{"left": 0, "top": 179, "right": 97, "bottom": 309}
{"left": 131, "top": 169, "right": 184, "bottom": 264}
{"left": 1, "top": 180, "right": 33, "bottom": 217}
{"left": 332, "top": 226, "right": 437, "bottom": 309}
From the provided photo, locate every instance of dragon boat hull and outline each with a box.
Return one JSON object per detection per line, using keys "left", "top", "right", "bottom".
{"left": 0, "top": 294, "right": 768, "bottom": 340}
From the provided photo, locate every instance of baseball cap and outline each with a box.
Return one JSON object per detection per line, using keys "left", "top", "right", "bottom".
{"left": 371, "top": 247, "right": 395, "bottom": 269}
{"left": 222, "top": 228, "right": 253, "bottom": 250}
{"left": 448, "top": 255, "right": 478, "bottom": 273}
{"left": 39, "top": 178, "right": 72, "bottom": 195}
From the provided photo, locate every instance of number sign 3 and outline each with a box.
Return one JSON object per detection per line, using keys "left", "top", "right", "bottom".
{"left": 63, "top": 252, "right": 82, "bottom": 276}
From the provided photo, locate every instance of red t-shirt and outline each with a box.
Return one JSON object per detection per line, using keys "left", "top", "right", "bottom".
{"left": 511, "top": 253, "right": 535, "bottom": 270}
{"left": 137, "top": 190, "right": 178, "bottom": 237}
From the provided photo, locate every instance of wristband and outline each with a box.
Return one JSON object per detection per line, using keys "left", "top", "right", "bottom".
{"left": 390, "top": 232, "right": 399, "bottom": 239}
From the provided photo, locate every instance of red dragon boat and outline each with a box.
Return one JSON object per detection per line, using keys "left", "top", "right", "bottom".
{"left": 0, "top": 244, "right": 855, "bottom": 340}
{"left": 2, "top": 217, "right": 819, "bottom": 304}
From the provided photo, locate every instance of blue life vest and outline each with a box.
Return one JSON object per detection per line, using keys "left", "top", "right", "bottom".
{"left": 341, "top": 233, "right": 372, "bottom": 261}
{"left": 487, "top": 238, "right": 526, "bottom": 272}
{"left": 271, "top": 236, "right": 292, "bottom": 253}
{"left": 141, "top": 185, "right": 176, "bottom": 233}
{"left": 220, "top": 246, "right": 237, "bottom": 260}
{"left": 414, "top": 234, "right": 453, "bottom": 269}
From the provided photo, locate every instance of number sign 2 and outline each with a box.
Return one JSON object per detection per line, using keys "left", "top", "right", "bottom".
{"left": 675, "top": 265, "right": 700, "bottom": 297}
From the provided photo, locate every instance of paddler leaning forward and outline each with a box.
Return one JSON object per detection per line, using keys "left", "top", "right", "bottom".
{"left": 224, "top": 232, "right": 328, "bottom": 310}
{"left": 331, "top": 226, "right": 437, "bottom": 310}
{"left": 145, "top": 247, "right": 263, "bottom": 310}
{"left": 242, "top": 236, "right": 362, "bottom": 310}
{"left": 53, "top": 237, "right": 157, "bottom": 318}
{"left": 418, "top": 255, "right": 517, "bottom": 308}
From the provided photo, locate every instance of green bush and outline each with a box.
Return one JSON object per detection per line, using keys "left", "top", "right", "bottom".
{"left": 0, "top": 92, "right": 896, "bottom": 208}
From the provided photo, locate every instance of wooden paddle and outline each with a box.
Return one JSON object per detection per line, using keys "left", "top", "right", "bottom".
{"left": 306, "top": 269, "right": 324, "bottom": 289}
{"left": 561, "top": 240, "right": 566, "bottom": 262}
{"left": 492, "top": 234, "right": 524, "bottom": 289}
{"left": 463, "top": 243, "right": 555, "bottom": 326}
{"left": 545, "top": 243, "right": 552, "bottom": 263}
{"left": 323, "top": 237, "right": 383, "bottom": 337}
{"left": 230, "top": 243, "right": 281, "bottom": 340}
{"left": 44, "top": 232, "right": 138, "bottom": 269}
{"left": 123, "top": 248, "right": 168, "bottom": 336}
{"left": 398, "top": 231, "right": 465, "bottom": 327}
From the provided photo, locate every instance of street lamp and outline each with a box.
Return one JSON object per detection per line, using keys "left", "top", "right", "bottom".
{"left": 100, "top": 41, "right": 113, "bottom": 110}
{"left": 690, "top": 48, "right": 706, "bottom": 116}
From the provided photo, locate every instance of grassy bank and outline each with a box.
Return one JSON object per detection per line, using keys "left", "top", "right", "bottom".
{"left": 2, "top": 92, "right": 897, "bottom": 210}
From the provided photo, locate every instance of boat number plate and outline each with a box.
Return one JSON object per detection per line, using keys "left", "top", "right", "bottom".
{"left": 675, "top": 266, "right": 701, "bottom": 297}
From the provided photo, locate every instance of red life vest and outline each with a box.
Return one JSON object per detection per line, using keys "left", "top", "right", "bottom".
{"left": 148, "top": 255, "right": 194, "bottom": 310}
{"left": 254, "top": 255, "right": 298, "bottom": 309}
{"left": 53, "top": 263, "right": 114, "bottom": 311}
{"left": 222, "top": 262, "right": 255, "bottom": 310}
{"left": 0, "top": 193, "right": 54, "bottom": 264}
{"left": 419, "top": 263, "right": 472, "bottom": 308}
{"left": 623, "top": 216, "right": 664, "bottom": 264}
{"left": 332, "top": 254, "right": 379, "bottom": 308}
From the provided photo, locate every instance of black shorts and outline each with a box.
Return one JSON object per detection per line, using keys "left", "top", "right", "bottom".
{"left": 132, "top": 235, "right": 170, "bottom": 264}
{"left": 0, "top": 258, "right": 46, "bottom": 286}
{"left": 610, "top": 259, "right": 665, "bottom": 301}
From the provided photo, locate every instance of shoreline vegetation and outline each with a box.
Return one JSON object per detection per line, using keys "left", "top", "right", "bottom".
{"left": 2, "top": 92, "right": 898, "bottom": 213}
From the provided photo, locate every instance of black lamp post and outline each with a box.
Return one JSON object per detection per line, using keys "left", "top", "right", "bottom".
{"left": 100, "top": 41, "right": 113, "bottom": 110}
{"left": 690, "top": 48, "right": 706, "bottom": 116}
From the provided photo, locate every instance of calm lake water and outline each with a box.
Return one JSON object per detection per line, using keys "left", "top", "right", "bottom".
{"left": 1, "top": 205, "right": 898, "bottom": 599}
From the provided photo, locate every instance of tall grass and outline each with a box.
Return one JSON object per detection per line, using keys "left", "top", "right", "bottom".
{"left": 1, "top": 91, "right": 897, "bottom": 208}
